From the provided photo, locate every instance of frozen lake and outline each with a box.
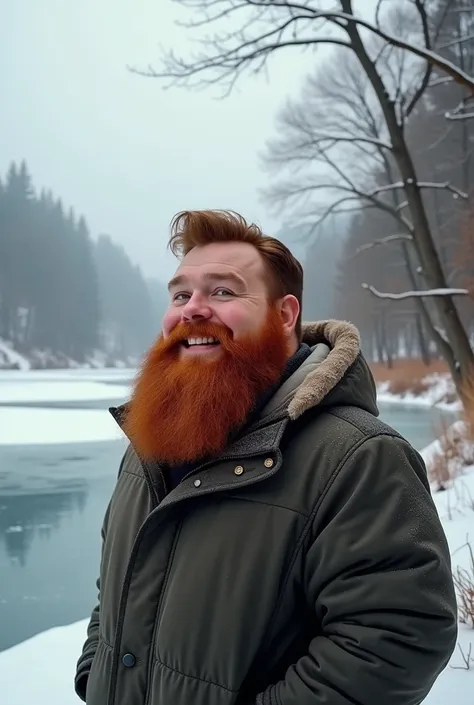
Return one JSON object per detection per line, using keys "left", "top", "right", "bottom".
{"left": 0, "top": 370, "right": 456, "bottom": 652}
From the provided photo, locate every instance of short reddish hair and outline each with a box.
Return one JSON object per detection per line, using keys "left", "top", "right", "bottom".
{"left": 168, "top": 210, "right": 303, "bottom": 339}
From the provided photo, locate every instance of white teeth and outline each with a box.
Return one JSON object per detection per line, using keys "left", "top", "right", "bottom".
{"left": 186, "top": 337, "right": 218, "bottom": 346}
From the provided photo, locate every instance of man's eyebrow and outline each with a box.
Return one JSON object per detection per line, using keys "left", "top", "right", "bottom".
{"left": 167, "top": 272, "right": 246, "bottom": 291}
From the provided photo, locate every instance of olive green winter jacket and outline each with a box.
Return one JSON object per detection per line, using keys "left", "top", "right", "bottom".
{"left": 75, "top": 320, "right": 457, "bottom": 705}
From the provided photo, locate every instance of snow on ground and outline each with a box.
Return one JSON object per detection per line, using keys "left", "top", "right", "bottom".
{"left": 0, "top": 337, "right": 140, "bottom": 371}
{"left": 0, "top": 407, "right": 124, "bottom": 444}
{"left": 0, "top": 380, "right": 130, "bottom": 404}
{"left": 422, "top": 463, "right": 474, "bottom": 703}
{"left": 0, "top": 466, "right": 472, "bottom": 703}
{"left": 0, "top": 618, "right": 90, "bottom": 705}
{"left": 0, "top": 339, "right": 30, "bottom": 370}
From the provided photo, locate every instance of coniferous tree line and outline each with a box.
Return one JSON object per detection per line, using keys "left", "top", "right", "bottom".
{"left": 0, "top": 160, "right": 167, "bottom": 367}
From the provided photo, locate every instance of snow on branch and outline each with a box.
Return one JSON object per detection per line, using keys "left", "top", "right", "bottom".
{"left": 369, "top": 181, "right": 468, "bottom": 199}
{"left": 446, "top": 100, "right": 474, "bottom": 121}
{"left": 361, "top": 284, "right": 470, "bottom": 300}
{"left": 428, "top": 76, "right": 454, "bottom": 88}
{"left": 324, "top": 9, "right": 474, "bottom": 92}
{"left": 352, "top": 234, "right": 413, "bottom": 258}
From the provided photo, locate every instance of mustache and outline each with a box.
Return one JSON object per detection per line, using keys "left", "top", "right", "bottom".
{"left": 160, "top": 321, "right": 234, "bottom": 352}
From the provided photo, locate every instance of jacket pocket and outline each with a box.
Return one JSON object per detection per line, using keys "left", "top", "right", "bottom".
{"left": 84, "top": 638, "right": 114, "bottom": 704}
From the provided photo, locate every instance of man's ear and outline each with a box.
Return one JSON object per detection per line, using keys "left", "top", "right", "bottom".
{"left": 279, "top": 294, "right": 300, "bottom": 338}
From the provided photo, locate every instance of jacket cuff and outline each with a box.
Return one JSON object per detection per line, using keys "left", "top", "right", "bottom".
{"left": 256, "top": 686, "right": 277, "bottom": 705}
{"left": 75, "top": 660, "right": 93, "bottom": 702}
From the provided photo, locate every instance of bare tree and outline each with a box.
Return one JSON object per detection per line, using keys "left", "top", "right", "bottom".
{"left": 260, "top": 33, "right": 471, "bottom": 376}
{"left": 139, "top": 0, "right": 474, "bottom": 397}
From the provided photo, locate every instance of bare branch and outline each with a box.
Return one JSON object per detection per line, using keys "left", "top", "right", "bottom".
{"left": 375, "top": 0, "right": 386, "bottom": 29}
{"left": 351, "top": 233, "right": 413, "bottom": 258}
{"left": 362, "top": 284, "right": 470, "bottom": 300}
{"left": 141, "top": 3, "right": 474, "bottom": 92}
{"left": 404, "top": 0, "right": 432, "bottom": 117}
{"left": 175, "top": 1, "right": 251, "bottom": 29}
{"left": 439, "top": 32, "right": 474, "bottom": 51}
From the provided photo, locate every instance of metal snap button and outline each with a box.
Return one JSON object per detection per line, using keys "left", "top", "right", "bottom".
{"left": 234, "top": 465, "right": 244, "bottom": 476}
{"left": 193, "top": 479, "right": 202, "bottom": 487}
{"left": 264, "top": 458, "right": 274, "bottom": 468}
{"left": 122, "top": 653, "right": 136, "bottom": 668}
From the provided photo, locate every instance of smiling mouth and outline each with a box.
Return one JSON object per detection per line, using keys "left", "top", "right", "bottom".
{"left": 182, "top": 336, "right": 221, "bottom": 349}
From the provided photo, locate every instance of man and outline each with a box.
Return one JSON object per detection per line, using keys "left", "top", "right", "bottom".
{"left": 75, "top": 210, "right": 457, "bottom": 705}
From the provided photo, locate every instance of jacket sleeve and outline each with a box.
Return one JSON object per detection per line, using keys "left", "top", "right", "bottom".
{"left": 256, "top": 434, "right": 458, "bottom": 705}
{"left": 74, "top": 499, "right": 112, "bottom": 702}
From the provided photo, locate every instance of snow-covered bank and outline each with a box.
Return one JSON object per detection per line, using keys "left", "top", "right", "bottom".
{"left": 0, "top": 619, "right": 89, "bottom": 705}
{"left": 376, "top": 373, "right": 461, "bottom": 412}
{"left": 0, "top": 336, "right": 140, "bottom": 371}
{"left": 1, "top": 464, "right": 473, "bottom": 703}
{"left": 0, "top": 380, "right": 130, "bottom": 404}
{"left": 0, "top": 339, "right": 30, "bottom": 370}
{"left": 0, "top": 407, "right": 124, "bottom": 444}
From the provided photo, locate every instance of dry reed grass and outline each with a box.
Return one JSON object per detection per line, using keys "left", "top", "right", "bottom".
{"left": 452, "top": 542, "right": 474, "bottom": 631}
{"left": 427, "top": 372, "right": 474, "bottom": 490}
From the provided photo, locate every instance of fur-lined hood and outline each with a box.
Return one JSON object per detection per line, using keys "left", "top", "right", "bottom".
{"left": 262, "top": 320, "right": 378, "bottom": 421}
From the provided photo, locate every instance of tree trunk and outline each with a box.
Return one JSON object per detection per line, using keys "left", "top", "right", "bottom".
{"left": 374, "top": 315, "right": 385, "bottom": 365}
{"left": 414, "top": 312, "right": 431, "bottom": 366}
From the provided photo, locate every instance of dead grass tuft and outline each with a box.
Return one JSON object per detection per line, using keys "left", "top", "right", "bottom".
{"left": 452, "top": 541, "right": 474, "bottom": 631}
{"left": 460, "top": 371, "right": 474, "bottom": 444}
{"left": 427, "top": 411, "right": 474, "bottom": 492}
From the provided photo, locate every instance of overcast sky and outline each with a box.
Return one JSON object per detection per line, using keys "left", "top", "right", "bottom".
{"left": 2, "top": 0, "right": 334, "bottom": 282}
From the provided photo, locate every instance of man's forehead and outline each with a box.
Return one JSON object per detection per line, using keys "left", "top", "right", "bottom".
{"left": 181, "top": 241, "right": 261, "bottom": 269}
{"left": 170, "top": 243, "right": 264, "bottom": 285}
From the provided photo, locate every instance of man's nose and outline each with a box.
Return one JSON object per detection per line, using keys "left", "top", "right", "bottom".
{"left": 181, "top": 293, "right": 212, "bottom": 322}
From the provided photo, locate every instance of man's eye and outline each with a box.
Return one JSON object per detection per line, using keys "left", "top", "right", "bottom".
{"left": 173, "top": 293, "right": 190, "bottom": 302}
{"left": 214, "top": 288, "right": 233, "bottom": 297}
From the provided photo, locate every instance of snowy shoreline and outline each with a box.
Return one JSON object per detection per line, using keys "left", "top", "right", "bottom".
{"left": 376, "top": 375, "right": 461, "bottom": 413}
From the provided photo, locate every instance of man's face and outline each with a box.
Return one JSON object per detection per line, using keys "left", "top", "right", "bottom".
{"left": 123, "top": 240, "right": 300, "bottom": 463}
{"left": 163, "top": 241, "right": 271, "bottom": 360}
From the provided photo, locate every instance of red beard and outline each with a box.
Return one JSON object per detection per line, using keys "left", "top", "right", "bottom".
{"left": 123, "top": 307, "right": 290, "bottom": 464}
